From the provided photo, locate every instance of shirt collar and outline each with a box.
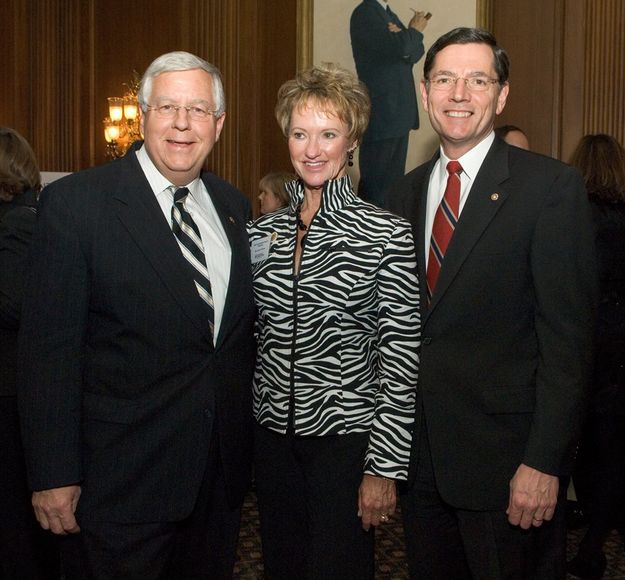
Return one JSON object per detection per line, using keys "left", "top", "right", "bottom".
{"left": 438, "top": 131, "right": 495, "bottom": 182}
{"left": 136, "top": 145, "right": 201, "bottom": 198}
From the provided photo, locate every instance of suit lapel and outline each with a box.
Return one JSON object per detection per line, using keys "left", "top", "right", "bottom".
{"left": 384, "top": 6, "right": 402, "bottom": 27}
{"left": 369, "top": 0, "right": 394, "bottom": 26}
{"left": 110, "top": 152, "right": 213, "bottom": 343}
{"left": 414, "top": 157, "right": 436, "bottom": 313}
{"left": 427, "top": 139, "right": 510, "bottom": 315}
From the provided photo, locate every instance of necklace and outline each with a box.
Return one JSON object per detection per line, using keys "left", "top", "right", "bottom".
{"left": 295, "top": 204, "right": 308, "bottom": 232}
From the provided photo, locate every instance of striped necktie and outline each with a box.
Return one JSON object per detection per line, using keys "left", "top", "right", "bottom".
{"left": 171, "top": 186, "right": 215, "bottom": 336}
{"left": 426, "top": 160, "right": 463, "bottom": 300}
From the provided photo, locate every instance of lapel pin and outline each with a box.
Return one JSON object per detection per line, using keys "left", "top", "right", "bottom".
{"left": 228, "top": 216, "right": 235, "bottom": 224}
{"left": 490, "top": 193, "right": 500, "bottom": 201}
{"left": 271, "top": 232, "right": 278, "bottom": 242}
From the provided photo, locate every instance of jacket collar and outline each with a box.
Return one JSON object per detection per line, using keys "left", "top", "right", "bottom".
{"left": 287, "top": 175, "right": 357, "bottom": 215}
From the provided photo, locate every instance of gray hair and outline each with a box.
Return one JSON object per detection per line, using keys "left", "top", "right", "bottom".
{"left": 138, "top": 51, "right": 226, "bottom": 117}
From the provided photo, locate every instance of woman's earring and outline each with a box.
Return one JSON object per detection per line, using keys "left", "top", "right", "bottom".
{"left": 348, "top": 149, "right": 354, "bottom": 167}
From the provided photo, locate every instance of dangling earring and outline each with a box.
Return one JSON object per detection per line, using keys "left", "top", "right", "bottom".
{"left": 348, "top": 149, "right": 354, "bottom": 167}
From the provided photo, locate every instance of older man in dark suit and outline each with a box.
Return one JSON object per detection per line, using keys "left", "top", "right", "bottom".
{"left": 386, "top": 28, "right": 597, "bottom": 579}
{"left": 350, "top": 0, "right": 429, "bottom": 207}
{"left": 17, "top": 51, "right": 256, "bottom": 579}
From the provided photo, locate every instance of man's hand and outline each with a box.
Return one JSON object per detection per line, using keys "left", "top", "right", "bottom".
{"left": 506, "top": 464, "right": 558, "bottom": 529}
{"left": 358, "top": 474, "right": 396, "bottom": 531}
{"left": 408, "top": 10, "right": 429, "bottom": 32}
{"left": 32, "top": 485, "right": 82, "bottom": 535}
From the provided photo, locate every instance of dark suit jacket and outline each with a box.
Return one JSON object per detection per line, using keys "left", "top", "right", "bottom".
{"left": 0, "top": 188, "right": 37, "bottom": 397}
{"left": 387, "top": 137, "right": 598, "bottom": 510}
{"left": 17, "top": 145, "right": 256, "bottom": 523}
{"left": 350, "top": 0, "right": 424, "bottom": 141}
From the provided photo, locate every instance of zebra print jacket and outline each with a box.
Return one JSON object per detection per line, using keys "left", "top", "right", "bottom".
{"left": 248, "top": 176, "right": 420, "bottom": 479}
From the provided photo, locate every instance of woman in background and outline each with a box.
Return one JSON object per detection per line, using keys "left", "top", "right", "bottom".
{"left": 568, "top": 133, "right": 625, "bottom": 580}
{"left": 0, "top": 127, "right": 60, "bottom": 579}
{"left": 248, "top": 64, "right": 420, "bottom": 579}
{"left": 258, "top": 171, "right": 296, "bottom": 215}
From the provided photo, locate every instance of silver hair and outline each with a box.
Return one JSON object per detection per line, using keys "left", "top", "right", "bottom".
{"left": 138, "top": 51, "right": 226, "bottom": 117}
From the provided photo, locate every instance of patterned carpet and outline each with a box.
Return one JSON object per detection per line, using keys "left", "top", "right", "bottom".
{"left": 234, "top": 493, "right": 625, "bottom": 579}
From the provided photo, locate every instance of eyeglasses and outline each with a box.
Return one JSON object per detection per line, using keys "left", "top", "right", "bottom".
{"left": 145, "top": 104, "right": 220, "bottom": 121}
{"left": 427, "top": 75, "right": 500, "bottom": 92}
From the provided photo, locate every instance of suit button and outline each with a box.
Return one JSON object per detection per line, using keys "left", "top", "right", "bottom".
{"left": 203, "top": 408, "right": 212, "bottom": 418}
{"left": 422, "top": 337, "right": 432, "bottom": 345}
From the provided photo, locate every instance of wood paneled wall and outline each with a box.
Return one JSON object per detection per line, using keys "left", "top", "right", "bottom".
{"left": 0, "top": 0, "right": 298, "bottom": 209}
{"left": 483, "top": 0, "right": 624, "bottom": 161}
{"left": 3, "top": 0, "right": 622, "bottom": 195}
{"left": 582, "top": 0, "right": 625, "bottom": 146}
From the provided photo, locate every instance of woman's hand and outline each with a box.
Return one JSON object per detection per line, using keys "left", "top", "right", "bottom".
{"left": 358, "top": 474, "right": 396, "bottom": 531}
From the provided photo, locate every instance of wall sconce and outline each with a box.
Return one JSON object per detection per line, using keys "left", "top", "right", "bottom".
{"left": 103, "top": 75, "right": 142, "bottom": 159}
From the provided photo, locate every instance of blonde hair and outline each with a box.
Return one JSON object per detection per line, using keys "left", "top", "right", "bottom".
{"left": 259, "top": 172, "right": 297, "bottom": 208}
{"left": 275, "top": 63, "right": 370, "bottom": 143}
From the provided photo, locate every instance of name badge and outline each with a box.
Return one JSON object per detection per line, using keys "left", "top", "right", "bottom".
{"left": 251, "top": 234, "right": 272, "bottom": 263}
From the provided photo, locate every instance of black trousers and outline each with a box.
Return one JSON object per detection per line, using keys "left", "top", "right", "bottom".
{"left": 400, "top": 422, "right": 567, "bottom": 580}
{"left": 357, "top": 134, "right": 409, "bottom": 208}
{"left": 59, "top": 432, "right": 241, "bottom": 580}
{"left": 254, "top": 423, "right": 375, "bottom": 580}
{"left": 573, "top": 411, "right": 625, "bottom": 557}
{"left": 0, "top": 396, "right": 61, "bottom": 580}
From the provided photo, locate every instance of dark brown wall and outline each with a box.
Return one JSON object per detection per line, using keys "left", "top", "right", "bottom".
{"left": 6, "top": 1, "right": 622, "bottom": 199}
{"left": 484, "top": 0, "right": 624, "bottom": 161}
{"left": 490, "top": 0, "right": 563, "bottom": 157}
{"left": 0, "top": 0, "right": 297, "bottom": 212}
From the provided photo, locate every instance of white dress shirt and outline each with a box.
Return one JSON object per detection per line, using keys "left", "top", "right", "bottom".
{"left": 136, "top": 146, "right": 231, "bottom": 343}
{"left": 424, "top": 132, "right": 495, "bottom": 267}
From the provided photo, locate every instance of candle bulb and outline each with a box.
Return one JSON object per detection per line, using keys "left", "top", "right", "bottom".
{"left": 124, "top": 100, "right": 138, "bottom": 120}
{"left": 108, "top": 97, "right": 124, "bottom": 122}
{"left": 108, "top": 125, "right": 120, "bottom": 141}
{"left": 104, "top": 123, "right": 120, "bottom": 142}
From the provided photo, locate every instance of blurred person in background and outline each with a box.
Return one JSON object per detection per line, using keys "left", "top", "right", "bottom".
{"left": 258, "top": 171, "right": 296, "bottom": 215}
{"left": 568, "top": 134, "right": 625, "bottom": 580}
{"left": 0, "top": 126, "right": 60, "bottom": 579}
{"left": 495, "top": 124, "right": 530, "bottom": 150}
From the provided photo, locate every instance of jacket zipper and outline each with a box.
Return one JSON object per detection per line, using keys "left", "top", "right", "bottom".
{"left": 288, "top": 272, "right": 299, "bottom": 433}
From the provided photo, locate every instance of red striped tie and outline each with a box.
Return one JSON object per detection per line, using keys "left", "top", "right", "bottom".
{"left": 426, "top": 160, "right": 462, "bottom": 300}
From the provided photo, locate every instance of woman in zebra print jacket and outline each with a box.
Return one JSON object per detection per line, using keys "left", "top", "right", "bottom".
{"left": 248, "top": 64, "right": 420, "bottom": 580}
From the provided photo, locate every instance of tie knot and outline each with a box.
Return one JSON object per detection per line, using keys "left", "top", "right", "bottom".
{"left": 173, "top": 187, "right": 190, "bottom": 205}
{"left": 446, "top": 161, "right": 462, "bottom": 176}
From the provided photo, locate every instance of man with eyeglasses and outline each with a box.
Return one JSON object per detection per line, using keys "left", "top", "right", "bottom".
{"left": 18, "top": 51, "right": 256, "bottom": 579}
{"left": 386, "top": 28, "right": 597, "bottom": 578}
